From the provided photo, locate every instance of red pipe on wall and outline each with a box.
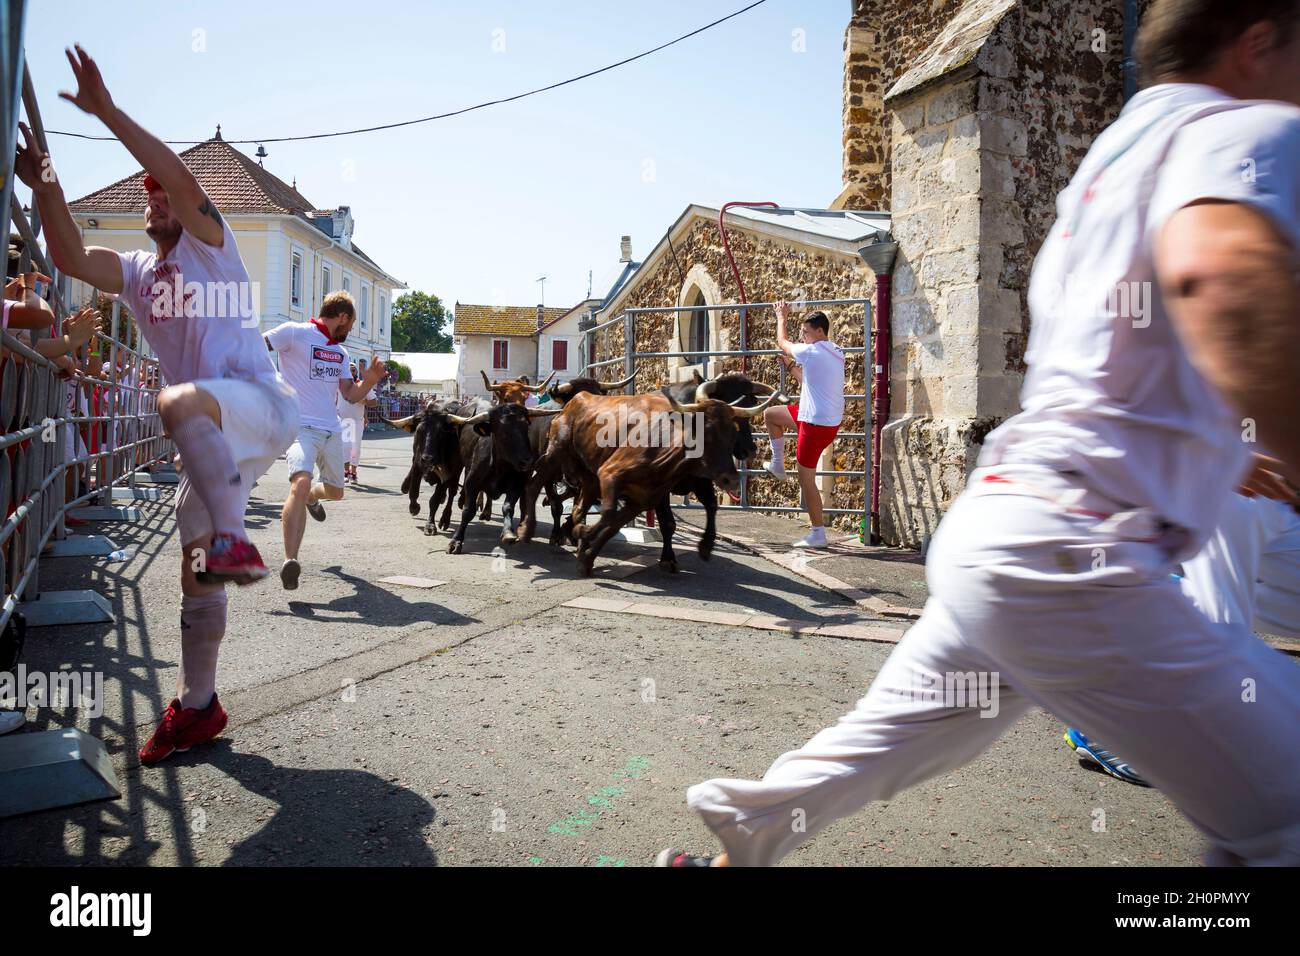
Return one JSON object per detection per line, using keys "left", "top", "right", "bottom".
{"left": 719, "top": 201, "right": 778, "bottom": 373}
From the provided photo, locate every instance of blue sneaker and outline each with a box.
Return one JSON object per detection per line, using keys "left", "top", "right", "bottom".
{"left": 1064, "top": 727, "right": 1150, "bottom": 787}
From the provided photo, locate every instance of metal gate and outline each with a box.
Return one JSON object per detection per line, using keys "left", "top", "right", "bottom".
{"left": 581, "top": 297, "right": 873, "bottom": 533}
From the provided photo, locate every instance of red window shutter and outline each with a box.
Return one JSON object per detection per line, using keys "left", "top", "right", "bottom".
{"left": 553, "top": 340, "right": 567, "bottom": 371}
{"left": 493, "top": 340, "right": 509, "bottom": 370}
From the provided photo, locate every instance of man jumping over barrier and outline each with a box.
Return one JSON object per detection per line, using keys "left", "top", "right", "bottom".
{"left": 265, "top": 295, "right": 385, "bottom": 589}
{"left": 16, "top": 45, "right": 300, "bottom": 765}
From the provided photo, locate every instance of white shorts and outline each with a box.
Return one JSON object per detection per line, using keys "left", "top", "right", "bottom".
{"left": 286, "top": 423, "right": 346, "bottom": 489}
{"left": 175, "top": 375, "right": 299, "bottom": 545}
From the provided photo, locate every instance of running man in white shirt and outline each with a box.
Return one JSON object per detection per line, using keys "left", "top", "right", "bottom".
{"left": 265, "top": 292, "right": 385, "bottom": 590}
{"left": 658, "top": 0, "right": 1300, "bottom": 867}
{"left": 16, "top": 46, "right": 300, "bottom": 765}
{"left": 762, "top": 304, "right": 845, "bottom": 549}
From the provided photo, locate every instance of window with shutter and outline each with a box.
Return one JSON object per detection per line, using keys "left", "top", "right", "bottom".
{"left": 552, "top": 340, "right": 568, "bottom": 371}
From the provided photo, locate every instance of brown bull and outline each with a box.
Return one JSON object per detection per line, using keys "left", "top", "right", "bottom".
{"left": 522, "top": 387, "right": 774, "bottom": 576}
{"left": 480, "top": 369, "right": 555, "bottom": 406}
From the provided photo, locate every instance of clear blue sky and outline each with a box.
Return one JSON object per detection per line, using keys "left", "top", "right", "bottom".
{"left": 22, "top": 0, "right": 846, "bottom": 310}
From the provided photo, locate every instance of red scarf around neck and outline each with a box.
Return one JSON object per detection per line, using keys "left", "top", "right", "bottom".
{"left": 311, "top": 318, "right": 344, "bottom": 345}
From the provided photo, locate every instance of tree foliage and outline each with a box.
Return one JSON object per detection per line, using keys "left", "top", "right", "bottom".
{"left": 391, "top": 291, "right": 452, "bottom": 353}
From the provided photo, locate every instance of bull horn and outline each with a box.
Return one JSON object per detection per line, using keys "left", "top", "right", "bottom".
{"left": 661, "top": 388, "right": 707, "bottom": 415}
{"left": 694, "top": 379, "right": 720, "bottom": 404}
{"left": 603, "top": 368, "right": 637, "bottom": 392}
{"left": 729, "top": 393, "right": 779, "bottom": 419}
{"left": 527, "top": 406, "right": 562, "bottom": 418}
{"left": 382, "top": 414, "right": 419, "bottom": 433}
{"left": 525, "top": 370, "right": 557, "bottom": 393}
{"left": 749, "top": 381, "right": 776, "bottom": 396}
{"left": 447, "top": 410, "right": 490, "bottom": 427}
{"left": 480, "top": 370, "right": 505, "bottom": 393}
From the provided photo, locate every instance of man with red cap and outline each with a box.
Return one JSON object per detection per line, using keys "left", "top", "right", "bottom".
{"left": 14, "top": 46, "right": 300, "bottom": 765}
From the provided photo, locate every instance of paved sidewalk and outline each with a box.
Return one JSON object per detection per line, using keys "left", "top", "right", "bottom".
{"left": 673, "top": 503, "right": 1300, "bottom": 654}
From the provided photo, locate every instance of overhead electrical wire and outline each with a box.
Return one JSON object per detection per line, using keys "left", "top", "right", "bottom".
{"left": 46, "top": 0, "right": 768, "bottom": 145}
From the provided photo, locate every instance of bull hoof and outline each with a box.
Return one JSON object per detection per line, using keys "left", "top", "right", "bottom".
{"left": 658, "top": 559, "right": 679, "bottom": 574}
{"left": 698, "top": 541, "right": 715, "bottom": 561}
{"left": 438, "top": 519, "right": 451, "bottom": 531}
{"left": 409, "top": 502, "right": 421, "bottom": 516}
{"left": 576, "top": 559, "right": 594, "bottom": 578}
{"left": 423, "top": 525, "right": 435, "bottom": 536}
{"left": 448, "top": 540, "right": 463, "bottom": 555}
{"left": 500, "top": 533, "right": 518, "bottom": 547}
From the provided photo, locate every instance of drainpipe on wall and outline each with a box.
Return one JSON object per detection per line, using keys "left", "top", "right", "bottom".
{"left": 1122, "top": 0, "right": 1138, "bottom": 103}
{"left": 858, "top": 235, "right": 898, "bottom": 545}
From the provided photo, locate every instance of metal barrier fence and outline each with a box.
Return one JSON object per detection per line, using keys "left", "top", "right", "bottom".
{"left": 369, "top": 391, "right": 425, "bottom": 424}
{"left": 0, "top": 57, "right": 173, "bottom": 631}
{"left": 582, "top": 297, "right": 874, "bottom": 531}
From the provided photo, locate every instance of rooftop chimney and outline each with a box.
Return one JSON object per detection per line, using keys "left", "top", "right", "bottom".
{"left": 537, "top": 304, "right": 545, "bottom": 329}
{"left": 619, "top": 236, "right": 632, "bottom": 262}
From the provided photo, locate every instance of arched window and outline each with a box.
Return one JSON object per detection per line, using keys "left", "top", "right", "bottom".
{"left": 686, "top": 290, "right": 708, "bottom": 364}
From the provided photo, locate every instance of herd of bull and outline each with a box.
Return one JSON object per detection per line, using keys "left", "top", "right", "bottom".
{"left": 386, "top": 368, "right": 789, "bottom": 576}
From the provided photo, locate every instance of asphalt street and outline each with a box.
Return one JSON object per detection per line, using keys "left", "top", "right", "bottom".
{"left": 1, "top": 427, "right": 1207, "bottom": 866}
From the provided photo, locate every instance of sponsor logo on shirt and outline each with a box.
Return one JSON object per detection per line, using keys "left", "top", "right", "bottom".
{"left": 310, "top": 346, "right": 345, "bottom": 380}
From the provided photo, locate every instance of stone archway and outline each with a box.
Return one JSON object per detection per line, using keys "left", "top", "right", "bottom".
{"left": 670, "top": 264, "right": 724, "bottom": 383}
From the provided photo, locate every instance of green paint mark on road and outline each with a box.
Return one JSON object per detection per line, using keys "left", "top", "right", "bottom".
{"left": 535, "top": 756, "right": 652, "bottom": 864}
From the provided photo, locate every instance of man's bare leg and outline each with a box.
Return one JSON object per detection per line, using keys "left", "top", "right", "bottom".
{"left": 282, "top": 471, "right": 313, "bottom": 562}
{"left": 798, "top": 462, "right": 824, "bottom": 529}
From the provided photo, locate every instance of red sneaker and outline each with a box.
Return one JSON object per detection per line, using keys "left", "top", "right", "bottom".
{"left": 197, "top": 533, "right": 269, "bottom": 585}
{"left": 139, "top": 695, "right": 228, "bottom": 765}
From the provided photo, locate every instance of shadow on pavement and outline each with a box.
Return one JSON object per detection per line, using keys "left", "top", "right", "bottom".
{"left": 206, "top": 745, "right": 439, "bottom": 867}
{"left": 270, "top": 565, "right": 474, "bottom": 628}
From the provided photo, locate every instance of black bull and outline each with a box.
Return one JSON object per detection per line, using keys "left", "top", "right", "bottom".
{"left": 445, "top": 400, "right": 560, "bottom": 554}
{"left": 388, "top": 400, "right": 467, "bottom": 536}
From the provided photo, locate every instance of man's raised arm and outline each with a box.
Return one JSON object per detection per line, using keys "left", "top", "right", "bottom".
{"left": 13, "top": 122, "right": 123, "bottom": 292}
{"left": 59, "top": 44, "right": 223, "bottom": 247}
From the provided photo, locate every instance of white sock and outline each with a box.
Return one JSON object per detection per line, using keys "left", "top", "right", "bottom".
{"left": 178, "top": 591, "right": 227, "bottom": 709}
{"left": 770, "top": 436, "right": 785, "bottom": 465}
{"left": 171, "top": 415, "right": 246, "bottom": 538}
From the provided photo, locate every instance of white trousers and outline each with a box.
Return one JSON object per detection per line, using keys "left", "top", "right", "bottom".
{"left": 1180, "top": 494, "right": 1300, "bottom": 638}
{"left": 687, "top": 470, "right": 1300, "bottom": 866}
{"left": 342, "top": 411, "right": 365, "bottom": 466}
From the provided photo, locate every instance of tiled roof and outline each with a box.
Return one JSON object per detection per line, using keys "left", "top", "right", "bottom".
{"left": 68, "top": 136, "right": 400, "bottom": 284}
{"left": 69, "top": 137, "right": 318, "bottom": 215}
{"left": 453, "top": 303, "right": 567, "bottom": 336}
